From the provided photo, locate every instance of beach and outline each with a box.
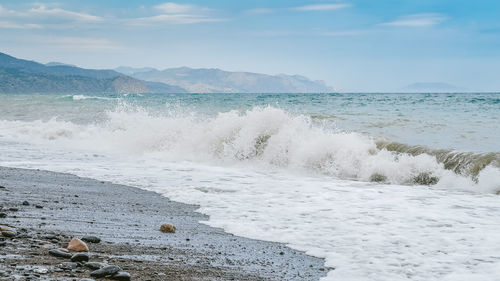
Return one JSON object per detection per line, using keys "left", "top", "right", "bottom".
{"left": 0, "top": 166, "right": 328, "bottom": 280}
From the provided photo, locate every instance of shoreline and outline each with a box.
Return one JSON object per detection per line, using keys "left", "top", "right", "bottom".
{"left": 0, "top": 166, "right": 328, "bottom": 280}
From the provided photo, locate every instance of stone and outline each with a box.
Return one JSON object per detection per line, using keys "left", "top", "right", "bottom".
{"left": 67, "top": 238, "right": 89, "bottom": 252}
{"left": 80, "top": 279, "right": 96, "bottom": 281}
{"left": 160, "top": 223, "right": 176, "bottom": 233}
{"left": 49, "top": 249, "right": 73, "bottom": 258}
{"left": 0, "top": 213, "right": 6, "bottom": 218}
{"left": 35, "top": 205, "right": 43, "bottom": 209}
{"left": 84, "top": 262, "right": 106, "bottom": 270}
{"left": 81, "top": 235, "right": 101, "bottom": 243}
{"left": 22, "top": 201, "right": 30, "bottom": 206}
{"left": 111, "top": 271, "right": 131, "bottom": 281}
{"left": 0, "top": 241, "right": 6, "bottom": 247}
{"left": 71, "top": 253, "right": 89, "bottom": 262}
{"left": 0, "top": 185, "right": 5, "bottom": 189}
{"left": 1, "top": 227, "right": 16, "bottom": 238}
{"left": 8, "top": 208, "right": 18, "bottom": 212}
{"left": 90, "top": 265, "right": 121, "bottom": 277}
{"left": 58, "top": 262, "right": 78, "bottom": 270}
{"left": 33, "top": 267, "right": 49, "bottom": 274}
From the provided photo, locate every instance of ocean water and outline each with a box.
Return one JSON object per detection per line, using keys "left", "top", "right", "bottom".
{"left": 0, "top": 92, "right": 499, "bottom": 280}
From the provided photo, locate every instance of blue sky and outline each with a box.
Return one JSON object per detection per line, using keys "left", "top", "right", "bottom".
{"left": 0, "top": 0, "right": 499, "bottom": 91}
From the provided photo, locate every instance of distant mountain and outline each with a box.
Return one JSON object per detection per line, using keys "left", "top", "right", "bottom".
{"left": 114, "top": 66, "right": 157, "bottom": 76}
{"left": 45, "top": 62, "right": 76, "bottom": 67}
{"left": 0, "top": 52, "right": 148, "bottom": 94}
{"left": 0, "top": 52, "right": 185, "bottom": 94}
{"left": 401, "top": 82, "right": 465, "bottom": 93}
{"left": 117, "top": 66, "right": 334, "bottom": 93}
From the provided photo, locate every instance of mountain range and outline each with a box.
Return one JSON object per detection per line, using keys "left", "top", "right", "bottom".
{"left": 116, "top": 66, "right": 335, "bottom": 93}
{"left": 0, "top": 52, "right": 334, "bottom": 94}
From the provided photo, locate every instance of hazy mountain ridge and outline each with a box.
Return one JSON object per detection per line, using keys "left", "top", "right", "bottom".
{"left": 0, "top": 52, "right": 150, "bottom": 94}
{"left": 0, "top": 52, "right": 334, "bottom": 94}
{"left": 119, "top": 66, "right": 335, "bottom": 93}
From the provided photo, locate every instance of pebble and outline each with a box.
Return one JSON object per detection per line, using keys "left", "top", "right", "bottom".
{"left": 0, "top": 213, "right": 6, "bottom": 218}
{"left": 35, "top": 205, "right": 43, "bottom": 209}
{"left": 81, "top": 235, "right": 101, "bottom": 243}
{"left": 71, "top": 253, "right": 90, "bottom": 262}
{"left": 58, "top": 262, "right": 78, "bottom": 270}
{"left": 22, "top": 201, "right": 30, "bottom": 206}
{"left": 1, "top": 227, "right": 17, "bottom": 238}
{"left": 90, "top": 265, "right": 121, "bottom": 277}
{"left": 33, "top": 267, "right": 49, "bottom": 274}
{"left": 84, "top": 262, "right": 106, "bottom": 270}
{"left": 111, "top": 271, "right": 131, "bottom": 281}
{"left": 67, "top": 238, "right": 89, "bottom": 252}
{"left": 49, "top": 249, "right": 73, "bottom": 259}
{"left": 8, "top": 207, "right": 18, "bottom": 212}
{"left": 160, "top": 223, "right": 176, "bottom": 233}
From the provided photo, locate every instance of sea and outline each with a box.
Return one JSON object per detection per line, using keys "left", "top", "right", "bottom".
{"left": 0, "top": 92, "right": 499, "bottom": 281}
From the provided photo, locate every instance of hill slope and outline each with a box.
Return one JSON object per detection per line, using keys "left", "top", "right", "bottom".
{"left": 0, "top": 52, "right": 150, "bottom": 94}
{"left": 119, "top": 66, "right": 334, "bottom": 93}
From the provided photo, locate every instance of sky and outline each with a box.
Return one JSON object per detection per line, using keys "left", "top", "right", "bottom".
{"left": 0, "top": 0, "right": 499, "bottom": 92}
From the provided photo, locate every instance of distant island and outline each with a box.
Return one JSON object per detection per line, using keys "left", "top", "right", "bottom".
{"left": 0, "top": 52, "right": 334, "bottom": 94}
{"left": 401, "top": 82, "right": 465, "bottom": 93}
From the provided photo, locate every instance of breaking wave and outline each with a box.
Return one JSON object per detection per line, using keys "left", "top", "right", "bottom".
{"left": 0, "top": 105, "right": 499, "bottom": 193}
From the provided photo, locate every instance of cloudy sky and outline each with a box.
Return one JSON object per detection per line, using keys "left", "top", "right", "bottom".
{"left": 1, "top": 0, "right": 499, "bottom": 91}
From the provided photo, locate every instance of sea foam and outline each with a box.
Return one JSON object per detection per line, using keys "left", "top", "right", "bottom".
{"left": 0, "top": 105, "right": 498, "bottom": 193}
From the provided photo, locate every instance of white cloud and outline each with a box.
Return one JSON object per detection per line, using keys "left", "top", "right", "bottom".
{"left": 380, "top": 13, "right": 446, "bottom": 27}
{"left": 154, "top": 2, "right": 211, "bottom": 14}
{"left": 0, "top": 4, "right": 102, "bottom": 29}
{"left": 130, "top": 2, "right": 223, "bottom": 25}
{"left": 293, "top": 3, "right": 350, "bottom": 11}
{"left": 28, "top": 4, "right": 103, "bottom": 22}
{"left": 0, "top": 20, "right": 42, "bottom": 29}
{"left": 131, "top": 14, "right": 225, "bottom": 25}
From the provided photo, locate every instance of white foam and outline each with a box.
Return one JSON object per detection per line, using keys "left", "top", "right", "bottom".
{"left": 0, "top": 105, "right": 497, "bottom": 192}
{"left": 1, "top": 105, "right": 500, "bottom": 280}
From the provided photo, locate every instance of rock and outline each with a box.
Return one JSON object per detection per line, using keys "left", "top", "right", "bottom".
{"left": 41, "top": 234, "right": 59, "bottom": 240}
{"left": 81, "top": 235, "right": 101, "bottom": 243}
{"left": 1, "top": 227, "right": 17, "bottom": 238}
{"left": 22, "top": 201, "right": 30, "bottom": 206}
{"left": 8, "top": 207, "right": 18, "bottom": 212}
{"left": 71, "top": 253, "right": 89, "bottom": 262}
{"left": 58, "top": 262, "right": 78, "bottom": 270}
{"left": 90, "top": 265, "right": 121, "bottom": 277}
{"left": 80, "top": 279, "right": 96, "bottom": 281}
{"left": 35, "top": 205, "right": 43, "bottom": 209}
{"left": 67, "top": 238, "right": 89, "bottom": 252}
{"left": 160, "top": 223, "right": 176, "bottom": 233}
{"left": 0, "top": 213, "right": 6, "bottom": 218}
{"left": 84, "top": 262, "right": 106, "bottom": 270}
{"left": 0, "top": 241, "right": 6, "bottom": 247}
{"left": 0, "top": 185, "right": 5, "bottom": 189}
{"left": 112, "top": 271, "right": 131, "bottom": 281}
{"left": 33, "top": 267, "right": 49, "bottom": 274}
{"left": 49, "top": 249, "right": 73, "bottom": 258}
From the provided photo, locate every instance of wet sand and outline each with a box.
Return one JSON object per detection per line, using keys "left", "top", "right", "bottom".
{"left": 0, "top": 166, "right": 328, "bottom": 280}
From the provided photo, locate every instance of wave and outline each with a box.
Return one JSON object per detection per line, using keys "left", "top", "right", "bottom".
{"left": 62, "top": 94, "right": 116, "bottom": 101}
{"left": 0, "top": 105, "right": 499, "bottom": 193}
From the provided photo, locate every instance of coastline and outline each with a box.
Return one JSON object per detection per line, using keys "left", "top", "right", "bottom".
{"left": 0, "top": 166, "right": 328, "bottom": 280}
